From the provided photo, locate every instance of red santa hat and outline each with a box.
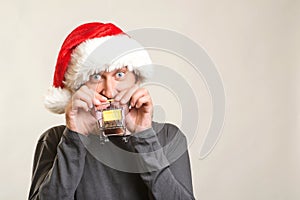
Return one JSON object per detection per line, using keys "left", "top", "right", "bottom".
{"left": 44, "top": 22, "right": 152, "bottom": 114}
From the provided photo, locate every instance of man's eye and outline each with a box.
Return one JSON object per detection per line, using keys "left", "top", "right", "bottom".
{"left": 116, "top": 72, "right": 125, "bottom": 78}
{"left": 92, "top": 74, "right": 102, "bottom": 81}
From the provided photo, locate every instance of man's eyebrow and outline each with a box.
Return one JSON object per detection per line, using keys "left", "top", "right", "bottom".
{"left": 120, "top": 66, "right": 128, "bottom": 70}
{"left": 115, "top": 67, "right": 128, "bottom": 73}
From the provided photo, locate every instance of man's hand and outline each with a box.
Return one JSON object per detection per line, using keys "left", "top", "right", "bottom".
{"left": 115, "top": 85, "right": 153, "bottom": 133}
{"left": 65, "top": 85, "right": 107, "bottom": 135}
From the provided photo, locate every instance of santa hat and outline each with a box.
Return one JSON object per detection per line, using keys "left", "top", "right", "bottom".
{"left": 44, "top": 22, "right": 152, "bottom": 114}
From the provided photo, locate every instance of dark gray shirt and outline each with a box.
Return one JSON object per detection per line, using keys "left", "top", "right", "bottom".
{"left": 29, "top": 122, "right": 195, "bottom": 199}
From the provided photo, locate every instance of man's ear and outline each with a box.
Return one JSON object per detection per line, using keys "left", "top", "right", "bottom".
{"left": 134, "top": 73, "right": 141, "bottom": 84}
{"left": 135, "top": 79, "right": 141, "bottom": 85}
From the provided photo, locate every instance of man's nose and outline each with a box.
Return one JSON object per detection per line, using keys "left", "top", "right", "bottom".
{"left": 101, "top": 79, "right": 114, "bottom": 99}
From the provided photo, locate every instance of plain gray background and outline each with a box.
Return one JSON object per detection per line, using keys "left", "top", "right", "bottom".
{"left": 0, "top": 0, "right": 299, "bottom": 199}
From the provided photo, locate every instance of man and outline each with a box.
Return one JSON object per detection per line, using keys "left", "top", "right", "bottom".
{"left": 29, "top": 22, "right": 195, "bottom": 200}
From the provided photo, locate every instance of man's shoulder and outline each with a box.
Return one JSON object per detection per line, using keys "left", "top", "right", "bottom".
{"left": 152, "top": 121, "right": 187, "bottom": 146}
{"left": 38, "top": 125, "right": 66, "bottom": 144}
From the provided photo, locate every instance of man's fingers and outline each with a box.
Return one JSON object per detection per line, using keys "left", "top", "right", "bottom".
{"left": 94, "top": 92, "right": 108, "bottom": 105}
{"left": 72, "top": 99, "right": 90, "bottom": 112}
{"left": 95, "top": 103, "right": 110, "bottom": 110}
{"left": 114, "top": 89, "right": 127, "bottom": 102}
{"left": 73, "top": 85, "right": 108, "bottom": 108}
{"left": 119, "top": 85, "right": 139, "bottom": 105}
{"left": 81, "top": 85, "right": 94, "bottom": 96}
{"left": 135, "top": 95, "right": 151, "bottom": 109}
{"left": 73, "top": 90, "right": 93, "bottom": 109}
{"left": 81, "top": 86, "right": 106, "bottom": 107}
{"left": 130, "top": 88, "right": 150, "bottom": 107}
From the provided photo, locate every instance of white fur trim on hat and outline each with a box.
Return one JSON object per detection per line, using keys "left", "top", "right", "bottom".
{"left": 44, "top": 87, "right": 71, "bottom": 114}
{"left": 64, "top": 34, "right": 152, "bottom": 91}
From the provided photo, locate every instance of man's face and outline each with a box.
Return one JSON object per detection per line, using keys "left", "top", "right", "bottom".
{"left": 85, "top": 67, "right": 137, "bottom": 99}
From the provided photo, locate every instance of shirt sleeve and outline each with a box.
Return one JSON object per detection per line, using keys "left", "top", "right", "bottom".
{"left": 28, "top": 127, "right": 87, "bottom": 200}
{"left": 130, "top": 127, "right": 195, "bottom": 200}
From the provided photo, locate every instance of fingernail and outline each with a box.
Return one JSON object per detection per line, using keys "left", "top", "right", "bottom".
{"left": 95, "top": 99, "right": 101, "bottom": 104}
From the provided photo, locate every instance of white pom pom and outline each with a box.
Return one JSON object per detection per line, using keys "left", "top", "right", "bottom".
{"left": 44, "top": 87, "right": 72, "bottom": 114}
